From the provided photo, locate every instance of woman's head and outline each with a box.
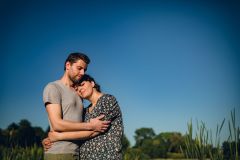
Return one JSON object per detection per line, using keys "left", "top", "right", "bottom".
{"left": 75, "top": 74, "right": 101, "bottom": 99}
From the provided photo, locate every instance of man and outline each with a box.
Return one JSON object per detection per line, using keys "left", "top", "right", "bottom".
{"left": 43, "top": 52, "right": 110, "bottom": 160}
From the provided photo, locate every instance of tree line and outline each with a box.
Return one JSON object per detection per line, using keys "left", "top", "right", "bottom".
{"left": 0, "top": 119, "right": 239, "bottom": 159}
{"left": 0, "top": 119, "right": 48, "bottom": 148}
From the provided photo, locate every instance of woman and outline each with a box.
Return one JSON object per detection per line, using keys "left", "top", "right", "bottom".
{"left": 46, "top": 74, "right": 123, "bottom": 159}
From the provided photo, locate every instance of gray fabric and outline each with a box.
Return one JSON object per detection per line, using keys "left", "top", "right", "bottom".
{"left": 43, "top": 80, "right": 83, "bottom": 154}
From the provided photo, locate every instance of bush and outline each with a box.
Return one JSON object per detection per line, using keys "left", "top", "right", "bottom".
{"left": 167, "top": 152, "right": 184, "bottom": 159}
{"left": 124, "top": 148, "right": 150, "bottom": 160}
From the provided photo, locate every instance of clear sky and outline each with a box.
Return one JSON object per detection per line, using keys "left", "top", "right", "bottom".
{"left": 1, "top": 0, "right": 240, "bottom": 145}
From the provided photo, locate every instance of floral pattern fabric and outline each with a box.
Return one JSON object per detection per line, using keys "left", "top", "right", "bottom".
{"left": 79, "top": 94, "right": 123, "bottom": 160}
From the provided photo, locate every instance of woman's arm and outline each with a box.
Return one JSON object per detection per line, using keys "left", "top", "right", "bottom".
{"left": 48, "top": 130, "right": 100, "bottom": 142}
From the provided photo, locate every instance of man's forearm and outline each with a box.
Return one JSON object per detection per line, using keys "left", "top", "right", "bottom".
{"left": 51, "top": 119, "right": 93, "bottom": 132}
{"left": 58, "top": 131, "right": 96, "bottom": 140}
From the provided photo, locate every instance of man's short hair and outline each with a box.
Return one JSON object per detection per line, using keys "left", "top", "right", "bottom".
{"left": 64, "top": 52, "right": 90, "bottom": 70}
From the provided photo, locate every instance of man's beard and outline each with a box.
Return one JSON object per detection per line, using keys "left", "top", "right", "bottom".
{"left": 69, "top": 75, "right": 81, "bottom": 84}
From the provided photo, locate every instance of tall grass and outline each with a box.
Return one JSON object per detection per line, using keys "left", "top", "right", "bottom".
{"left": 180, "top": 120, "right": 214, "bottom": 159}
{"left": 0, "top": 144, "right": 43, "bottom": 160}
{"left": 181, "top": 109, "right": 239, "bottom": 160}
{"left": 227, "top": 109, "right": 240, "bottom": 160}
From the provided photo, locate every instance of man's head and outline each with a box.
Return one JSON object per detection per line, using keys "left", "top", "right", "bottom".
{"left": 64, "top": 52, "right": 90, "bottom": 84}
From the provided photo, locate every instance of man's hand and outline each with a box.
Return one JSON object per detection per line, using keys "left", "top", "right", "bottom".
{"left": 42, "top": 137, "right": 53, "bottom": 151}
{"left": 89, "top": 115, "right": 110, "bottom": 132}
{"left": 48, "top": 131, "right": 61, "bottom": 142}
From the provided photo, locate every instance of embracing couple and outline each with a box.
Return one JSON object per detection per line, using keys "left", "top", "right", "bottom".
{"left": 42, "top": 53, "right": 123, "bottom": 160}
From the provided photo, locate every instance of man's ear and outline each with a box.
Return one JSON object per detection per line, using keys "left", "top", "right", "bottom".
{"left": 65, "top": 62, "right": 71, "bottom": 70}
{"left": 91, "top": 81, "right": 95, "bottom": 88}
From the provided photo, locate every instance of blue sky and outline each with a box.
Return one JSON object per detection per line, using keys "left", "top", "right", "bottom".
{"left": 1, "top": 0, "right": 240, "bottom": 145}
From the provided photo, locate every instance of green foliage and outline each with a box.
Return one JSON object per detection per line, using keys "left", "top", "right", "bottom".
{"left": 0, "top": 144, "right": 43, "bottom": 160}
{"left": 156, "top": 132, "right": 184, "bottom": 153}
{"left": 0, "top": 128, "right": 6, "bottom": 145}
{"left": 180, "top": 120, "right": 213, "bottom": 159}
{"left": 134, "top": 128, "right": 156, "bottom": 147}
{"left": 133, "top": 127, "right": 185, "bottom": 159}
{"left": 2, "top": 119, "right": 46, "bottom": 147}
{"left": 0, "top": 119, "right": 47, "bottom": 159}
{"left": 1, "top": 110, "right": 239, "bottom": 160}
{"left": 181, "top": 108, "right": 239, "bottom": 160}
{"left": 166, "top": 152, "right": 184, "bottom": 159}
{"left": 222, "top": 141, "right": 240, "bottom": 159}
{"left": 181, "top": 119, "right": 226, "bottom": 159}
{"left": 134, "top": 128, "right": 157, "bottom": 158}
{"left": 224, "top": 109, "right": 240, "bottom": 160}
{"left": 124, "top": 148, "right": 150, "bottom": 160}
{"left": 122, "top": 133, "right": 131, "bottom": 157}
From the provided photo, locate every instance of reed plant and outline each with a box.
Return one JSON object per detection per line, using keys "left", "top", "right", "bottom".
{"left": 227, "top": 109, "right": 239, "bottom": 160}
{"left": 181, "top": 109, "right": 239, "bottom": 160}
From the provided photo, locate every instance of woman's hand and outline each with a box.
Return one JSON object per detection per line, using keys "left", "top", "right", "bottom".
{"left": 48, "top": 131, "right": 62, "bottom": 142}
{"left": 89, "top": 115, "right": 110, "bottom": 132}
{"left": 42, "top": 137, "right": 53, "bottom": 151}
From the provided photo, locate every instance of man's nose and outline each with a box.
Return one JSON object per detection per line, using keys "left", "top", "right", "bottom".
{"left": 80, "top": 69, "right": 85, "bottom": 75}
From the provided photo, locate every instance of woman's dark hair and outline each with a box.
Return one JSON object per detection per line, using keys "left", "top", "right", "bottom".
{"left": 64, "top": 52, "right": 90, "bottom": 70}
{"left": 78, "top": 74, "right": 101, "bottom": 92}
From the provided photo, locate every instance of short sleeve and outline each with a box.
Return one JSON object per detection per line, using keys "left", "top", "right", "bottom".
{"left": 43, "top": 83, "right": 61, "bottom": 106}
{"left": 99, "top": 95, "right": 121, "bottom": 121}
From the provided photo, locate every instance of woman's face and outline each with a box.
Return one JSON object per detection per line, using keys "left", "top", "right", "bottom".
{"left": 76, "top": 81, "right": 94, "bottom": 99}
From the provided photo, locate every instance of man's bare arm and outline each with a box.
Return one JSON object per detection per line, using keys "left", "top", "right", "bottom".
{"left": 46, "top": 103, "right": 110, "bottom": 132}
{"left": 48, "top": 130, "right": 100, "bottom": 142}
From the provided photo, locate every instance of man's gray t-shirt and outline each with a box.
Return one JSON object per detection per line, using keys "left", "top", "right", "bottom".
{"left": 43, "top": 80, "right": 83, "bottom": 154}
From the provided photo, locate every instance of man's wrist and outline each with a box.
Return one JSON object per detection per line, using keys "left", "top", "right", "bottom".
{"left": 58, "top": 133, "right": 63, "bottom": 141}
{"left": 87, "top": 122, "right": 94, "bottom": 130}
